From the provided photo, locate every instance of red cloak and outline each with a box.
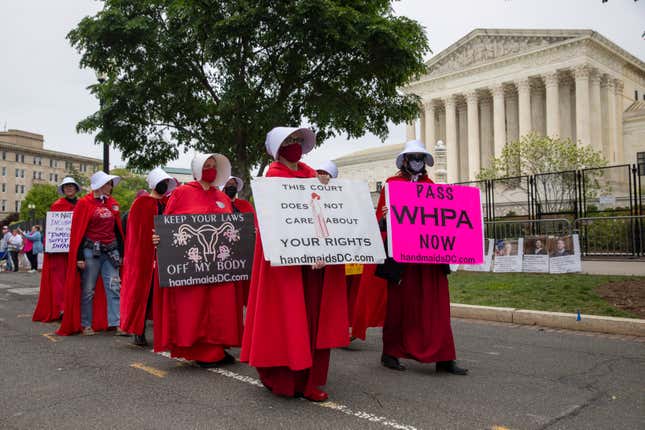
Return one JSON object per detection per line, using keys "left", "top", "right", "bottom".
{"left": 240, "top": 161, "right": 349, "bottom": 371}
{"left": 120, "top": 194, "right": 164, "bottom": 335}
{"left": 33, "top": 197, "right": 76, "bottom": 322}
{"left": 355, "top": 173, "right": 456, "bottom": 361}
{"left": 231, "top": 198, "right": 255, "bottom": 305}
{"left": 153, "top": 181, "right": 243, "bottom": 362}
{"left": 56, "top": 194, "right": 124, "bottom": 335}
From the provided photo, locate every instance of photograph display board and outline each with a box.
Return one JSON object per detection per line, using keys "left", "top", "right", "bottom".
{"left": 493, "top": 238, "right": 524, "bottom": 272}
{"left": 522, "top": 236, "right": 550, "bottom": 273}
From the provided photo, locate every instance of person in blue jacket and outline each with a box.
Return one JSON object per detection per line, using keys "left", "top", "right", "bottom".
{"left": 20, "top": 225, "right": 43, "bottom": 272}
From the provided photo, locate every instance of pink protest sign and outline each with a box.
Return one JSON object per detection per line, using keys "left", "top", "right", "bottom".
{"left": 386, "top": 182, "right": 484, "bottom": 264}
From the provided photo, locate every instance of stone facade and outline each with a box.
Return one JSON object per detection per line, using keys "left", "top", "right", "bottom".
{"left": 0, "top": 129, "right": 102, "bottom": 217}
{"left": 335, "top": 29, "right": 645, "bottom": 186}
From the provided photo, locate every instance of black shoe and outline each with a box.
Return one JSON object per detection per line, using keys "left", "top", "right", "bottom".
{"left": 436, "top": 360, "right": 468, "bottom": 375}
{"left": 216, "top": 351, "right": 236, "bottom": 366}
{"left": 195, "top": 361, "right": 219, "bottom": 368}
{"left": 133, "top": 333, "right": 147, "bottom": 346}
{"left": 381, "top": 353, "right": 406, "bottom": 371}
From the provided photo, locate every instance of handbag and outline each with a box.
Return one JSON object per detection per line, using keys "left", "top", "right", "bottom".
{"left": 374, "top": 239, "right": 403, "bottom": 283}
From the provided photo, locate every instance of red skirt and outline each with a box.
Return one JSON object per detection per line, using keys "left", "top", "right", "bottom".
{"left": 257, "top": 267, "right": 330, "bottom": 396}
{"left": 382, "top": 264, "right": 456, "bottom": 363}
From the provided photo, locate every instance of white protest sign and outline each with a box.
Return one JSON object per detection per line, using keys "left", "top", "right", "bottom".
{"left": 549, "top": 234, "right": 582, "bottom": 274}
{"left": 45, "top": 211, "right": 73, "bottom": 253}
{"left": 251, "top": 178, "right": 386, "bottom": 266}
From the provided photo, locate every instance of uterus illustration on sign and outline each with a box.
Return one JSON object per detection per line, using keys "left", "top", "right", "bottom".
{"left": 172, "top": 222, "right": 240, "bottom": 266}
{"left": 310, "top": 192, "right": 329, "bottom": 239}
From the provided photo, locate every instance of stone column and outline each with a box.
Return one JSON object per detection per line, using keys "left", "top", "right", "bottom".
{"left": 574, "top": 65, "right": 591, "bottom": 146}
{"left": 405, "top": 121, "right": 416, "bottom": 141}
{"left": 545, "top": 71, "right": 560, "bottom": 137}
{"left": 480, "top": 97, "right": 493, "bottom": 169}
{"left": 559, "top": 78, "right": 573, "bottom": 140}
{"left": 420, "top": 108, "right": 426, "bottom": 147}
{"left": 532, "top": 86, "right": 546, "bottom": 136}
{"left": 517, "top": 78, "right": 531, "bottom": 138}
{"left": 423, "top": 100, "right": 436, "bottom": 151}
{"left": 466, "top": 91, "right": 481, "bottom": 180}
{"left": 615, "top": 80, "right": 625, "bottom": 163}
{"left": 603, "top": 76, "right": 617, "bottom": 162}
{"left": 506, "top": 93, "right": 519, "bottom": 144}
{"left": 589, "top": 70, "right": 602, "bottom": 153}
{"left": 492, "top": 84, "right": 506, "bottom": 157}
{"left": 444, "top": 96, "right": 458, "bottom": 183}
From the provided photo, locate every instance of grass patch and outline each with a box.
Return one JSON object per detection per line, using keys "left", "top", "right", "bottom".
{"left": 448, "top": 272, "right": 643, "bottom": 318}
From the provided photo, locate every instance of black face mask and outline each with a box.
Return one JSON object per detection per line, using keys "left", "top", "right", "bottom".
{"left": 154, "top": 181, "right": 168, "bottom": 195}
{"left": 224, "top": 185, "right": 237, "bottom": 199}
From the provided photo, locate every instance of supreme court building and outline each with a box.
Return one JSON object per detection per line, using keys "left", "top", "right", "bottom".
{"left": 336, "top": 29, "right": 645, "bottom": 187}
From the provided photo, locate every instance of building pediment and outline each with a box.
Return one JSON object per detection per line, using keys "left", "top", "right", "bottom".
{"left": 424, "top": 29, "right": 591, "bottom": 78}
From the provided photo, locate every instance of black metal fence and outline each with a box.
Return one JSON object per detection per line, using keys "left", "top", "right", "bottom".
{"left": 457, "top": 163, "right": 644, "bottom": 257}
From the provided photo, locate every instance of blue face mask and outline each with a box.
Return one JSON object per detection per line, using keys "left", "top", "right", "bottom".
{"left": 408, "top": 160, "right": 425, "bottom": 173}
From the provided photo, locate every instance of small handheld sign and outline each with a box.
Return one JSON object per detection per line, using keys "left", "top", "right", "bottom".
{"left": 45, "top": 211, "right": 73, "bottom": 253}
{"left": 154, "top": 213, "right": 255, "bottom": 288}
{"left": 386, "top": 182, "right": 484, "bottom": 265}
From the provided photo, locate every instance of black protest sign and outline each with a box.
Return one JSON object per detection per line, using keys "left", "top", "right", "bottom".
{"left": 154, "top": 213, "right": 255, "bottom": 288}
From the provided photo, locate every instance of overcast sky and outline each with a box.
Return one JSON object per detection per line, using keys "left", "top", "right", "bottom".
{"left": 1, "top": 0, "right": 643, "bottom": 173}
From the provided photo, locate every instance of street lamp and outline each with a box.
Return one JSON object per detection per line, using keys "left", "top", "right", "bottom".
{"left": 27, "top": 203, "right": 35, "bottom": 227}
{"left": 95, "top": 71, "right": 109, "bottom": 173}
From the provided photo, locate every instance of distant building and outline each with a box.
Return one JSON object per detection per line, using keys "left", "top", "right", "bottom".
{"left": 0, "top": 129, "right": 102, "bottom": 217}
{"left": 335, "top": 29, "right": 645, "bottom": 185}
{"left": 163, "top": 166, "right": 193, "bottom": 184}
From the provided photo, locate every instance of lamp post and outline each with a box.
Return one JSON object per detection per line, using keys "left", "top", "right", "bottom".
{"left": 27, "top": 203, "right": 35, "bottom": 227}
{"left": 96, "top": 71, "right": 109, "bottom": 173}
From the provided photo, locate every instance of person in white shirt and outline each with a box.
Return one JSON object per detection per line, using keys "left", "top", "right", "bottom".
{"left": 7, "top": 229, "right": 23, "bottom": 272}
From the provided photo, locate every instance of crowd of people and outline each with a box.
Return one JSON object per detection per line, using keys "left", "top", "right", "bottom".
{"left": 25, "top": 126, "right": 467, "bottom": 403}
{"left": 1, "top": 224, "right": 43, "bottom": 273}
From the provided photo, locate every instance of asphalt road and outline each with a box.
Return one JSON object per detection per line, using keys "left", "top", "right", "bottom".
{"left": 0, "top": 272, "right": 643, "bottom": 430}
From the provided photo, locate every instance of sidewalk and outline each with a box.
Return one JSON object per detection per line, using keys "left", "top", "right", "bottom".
{"left": 582, "top": 259, "right": 645, "bottom": 276}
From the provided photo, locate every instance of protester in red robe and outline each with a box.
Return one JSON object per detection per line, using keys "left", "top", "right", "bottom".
{"left": 371, "top": 140, "right": 467, "bottom": 374}
{"left": 221, "top": 175, "right": 255, "bottom": 305}
{"left": 57, "top": 172, "right": 125, "bottom": 336}
{"left": 120, "top": 168, "right": 176, "bottom": 346}
{"left": 33, "top": 177, "right": 80, "bottom": 322}
{"left": 241, "top": 127, "right": 349, "bottom": 402}
{"left": 153, "top": 154, "right": 243, "bottom": 367}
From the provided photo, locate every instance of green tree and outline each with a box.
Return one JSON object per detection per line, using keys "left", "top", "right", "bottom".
{"left": 478, "top": 133, "right": 608, "bottom": 215}
{"left": 20, "top": 184, "right": 60, "bottom": 222}
{"left": 68, "top": 0, "right": 429, "bottom": 187}
{"left": 109, "top": 168, "right": 148, "bottom": 212}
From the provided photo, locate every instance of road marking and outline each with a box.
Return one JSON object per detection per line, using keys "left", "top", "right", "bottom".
{"left": 42, "top": 333, "right": 59, "bottom": 343}
{"left": 131, "top": 362, "right": 167, "bottom": 378}
{"left": 156, "top": 351, "right": 418, "bottom": 430}
{"left": 0, "top": 284, "right": 15, "bottom": 289}
{"left": 17, "top": 313, "right": 31, "bottom": 318}
{"left": 7, "top": 287, "right": 39, "bottom": 296}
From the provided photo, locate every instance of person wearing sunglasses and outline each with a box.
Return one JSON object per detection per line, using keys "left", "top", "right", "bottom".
{"left": 241, "top": 127, "right": 349, "bottom": 402}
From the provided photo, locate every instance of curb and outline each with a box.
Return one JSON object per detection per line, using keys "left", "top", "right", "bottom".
{"left": 451, "top": 303, "right": 645, "bottom": 337}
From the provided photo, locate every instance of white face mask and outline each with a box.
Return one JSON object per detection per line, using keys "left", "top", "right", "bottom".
{"left": 408, "top": 160, "right": 425, "bottom": 172}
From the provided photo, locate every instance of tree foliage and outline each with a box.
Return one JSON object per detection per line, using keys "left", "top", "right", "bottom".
{"left": 478, "top": 133, "right": 609, "bottom": 216}
{"left": 109, "top": 168, "right": 149, "bottom": 212}
{"left": 478, "top": 133, "right": 607, "bottom": 180}
{"left": 68, "top": 0, "right": 429, "bottom": 186}
{"left": 20, "top": 184, "right": 60, "bottom": 222}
